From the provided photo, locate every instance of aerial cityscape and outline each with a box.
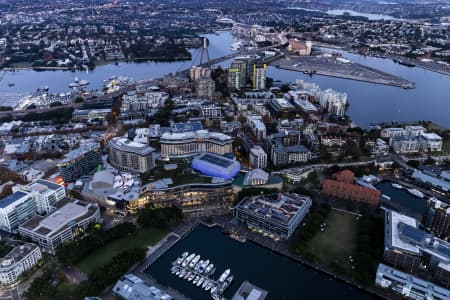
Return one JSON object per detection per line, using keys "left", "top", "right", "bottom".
{"left": 0, "top": 0, "right": 449, "bottom": 299}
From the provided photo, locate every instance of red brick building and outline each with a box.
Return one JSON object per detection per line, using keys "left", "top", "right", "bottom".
{"left": 322, "top": 170, "right": 380, "bottom": 205}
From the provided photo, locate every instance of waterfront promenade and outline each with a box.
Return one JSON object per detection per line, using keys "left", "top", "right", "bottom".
{"left": 133, "top": 215, "right": 387, "bottom": 300}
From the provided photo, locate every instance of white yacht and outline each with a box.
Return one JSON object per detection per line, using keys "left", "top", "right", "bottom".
{"left": 392, "top": 183, "right": 403, "bottom": 189}
{"left": 408, "top": 188, "right": 424, "bottom": 198}
{"left": 197, "top": 277, "right": 204, "bottom": 287}
{"left": 205, "top": 263, "right": 214, "bottom": 274}
{"left": 182, "top": 253, "right": 195, "bottom": 267}
{"left": 199, "top": 260, "right": 209, "bottom": 273}
{"left": 176, "top": 252, "right": 189, "bottom": 265}
{"left": 202, "top": 279, "right": 209, "bottom": 289}
{"left": 189, "top": 255, "right": 201, "bottom": 269}
{"left": 218, "top": 269, "right": 230, "bottom": 282}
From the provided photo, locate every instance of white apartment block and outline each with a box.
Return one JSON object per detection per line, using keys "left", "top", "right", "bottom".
{"left": 420, "top": 133, "right": 443, "bottom": 152}
{"left": 0, "top": 244, "right": 42, "bottom": 286}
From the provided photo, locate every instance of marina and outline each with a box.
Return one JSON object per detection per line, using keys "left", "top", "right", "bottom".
{"left": 144, "top": 225, "right": 377, "bottom": 299}
{"left": 171, "top": 251, "right": 233, "bottom": 299}
{"left": 376, "top": 181, "right": 427, "bottom": 217}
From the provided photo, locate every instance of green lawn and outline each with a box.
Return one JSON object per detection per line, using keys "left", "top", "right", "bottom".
{"left": 308, "top": 209, "right": 358, "bottom": 269}
{"left": 76, "top": 227, "right": 168, "bottom": 275}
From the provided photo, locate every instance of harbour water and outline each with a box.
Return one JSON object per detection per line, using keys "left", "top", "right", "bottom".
{"left": 375, "top": 181, "right": 427, "bottom": 217}
{"left": 1, "top": 31, "right": 450, "bottom": 129}
{"left": 0, "top": 32, "right": 235, "bottom": 95}
{"left": 145, "top": 225, "right": 378, "bottom": 300}
{"left": 267, "top": 51, "right": 450, "bottom": 129}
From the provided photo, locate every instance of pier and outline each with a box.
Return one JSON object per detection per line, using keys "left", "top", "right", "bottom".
{"left": 272, "top": 55, "right": 415, "bottom": 88}
{"left": 170, "top": 252, "right": 233, "bottom": 299}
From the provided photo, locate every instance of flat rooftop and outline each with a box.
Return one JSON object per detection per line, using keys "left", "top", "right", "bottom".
{"left": 0, "top": 243, "right": 39, "bottom": 268}
{"left": 231, "top": 281, "right": 268, "bottom": 300}
{"left": 20, "top": 198, "right": 98, "bottom": 237}
{"left": 385, "top": 210, "right": 419, "bottom": 254}
{"left": 198, "top": 153, "right": 234, "bottom": 168}
{"left": 236, "top": 193, "right": 311, "bottom": 226}
{"left": 0, "top": 191, "right": 29, "bottom": 209}
{"left": 59, "top": 141, "right": 100, "bottom": 164}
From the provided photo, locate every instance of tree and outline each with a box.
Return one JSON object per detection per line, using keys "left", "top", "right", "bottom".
{"left": 137, "top": 206, "right": 182, "bottom": 229}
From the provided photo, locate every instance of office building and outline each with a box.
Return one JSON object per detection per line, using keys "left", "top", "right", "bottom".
{"left": 24, "top": 179, "right": 66, "bottom": 214}
{"left": 252, "top": 64, "right": 267, "bottom": 90}
{"left": 189, "top": 66, "right": 211, "bottom": 81}
{"left": 384, "top": 209, "right": 450, "bottom": 287}
{"left": 322, "top": 170, "right": 380, "bottom": 205}
{"left": 160, "top": 130, "right": 233, "bottom": 159}
{"left": 227, "top": 68, "right": 241, "bottom": 90}
{"left": 249, "top": 146, "right": 267, "bottom": 169}
{"left": 234, "top": 193, "right": 312, "bottom": 240}
{"left": 376, "top": 263, "right": 450, "bottom": 300}
{"left": 0, "top": 191, "right": 37, "bottom": 233}
{"left": 192, "top": 153, "right": 241, "bottom": 180}
{"left": 57, "top": 141, "right": 102, "bottom": 183}
{"left": 0, "top": 244, "right": 42, "bottom": 285}
{"left": 423, "top": 198, "right": 450, "bottom": 239}
{"left": 19, "top": 198, "right": 101, "bottom": 254}
{"left": 108, "top": 137, "right": 156, "bottom": 174}
{"left": 113, "top": 274, "right": 172, "bottom": 300}
{"left": 271, "top": 145, "right": 312, "bottom": 167}
{"left": 228, "top": 58, "right": 250, "bottom": 90}
{"left": 195, "top": 78, "right": 215, "bottom": 98}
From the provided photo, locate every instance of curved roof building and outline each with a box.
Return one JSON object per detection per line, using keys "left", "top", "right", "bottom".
{"left": 160, "top": 130, "right": 233, "bottom": 159}
{"left": 108, "top": 137, "right": 155, "bottom": 173}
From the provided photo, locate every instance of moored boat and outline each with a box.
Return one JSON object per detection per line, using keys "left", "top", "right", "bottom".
{"left": 392, "top": 183, "right": 403, "bottom": 189}
{"left": 189, "top": 255, "right": 201, "bottom": 269}
{"left": 218, "top": 269, "right": 230, "bottom": 283}
{"left": 407, "top": 188, "right": 424, "bottom": 198}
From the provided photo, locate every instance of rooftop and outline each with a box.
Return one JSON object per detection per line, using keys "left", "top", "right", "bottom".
{"left": 231, "top": 281, "right": 268, "bottom": 300}
{"left": 236, "top": 193, "right": 312, "bottom": 226}
{"left": 385, "top": 210, "right": 420, "bottom": 254}
{"left": 59, "top": 141, "right": 100, "bottom": 164}
{"left": 20, "top": 198, "right": 99, "bottom": 238}
{"left": 0, "top": 191, "right": 30, "bottom": 209}
{"left": 109, "top": 137, "right": 155, "bottom": 156}
{"left": 0, "top": 243, "right": 40, "bottom": 269}
{"left": 113, "top": 273, "right": 172, "bottom": 300}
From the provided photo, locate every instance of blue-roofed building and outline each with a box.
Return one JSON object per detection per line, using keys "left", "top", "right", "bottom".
{"left": 0, "top": 191, "right": 37, "bottom": 233}
{"left": 234, "top": 193, "right": 312, "bottom": 240}
{"left": 384, "top": 210, "right": 450, "bottom": 288}
{"left": 192, "top": 153, "right": 241, "bottom": 180}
